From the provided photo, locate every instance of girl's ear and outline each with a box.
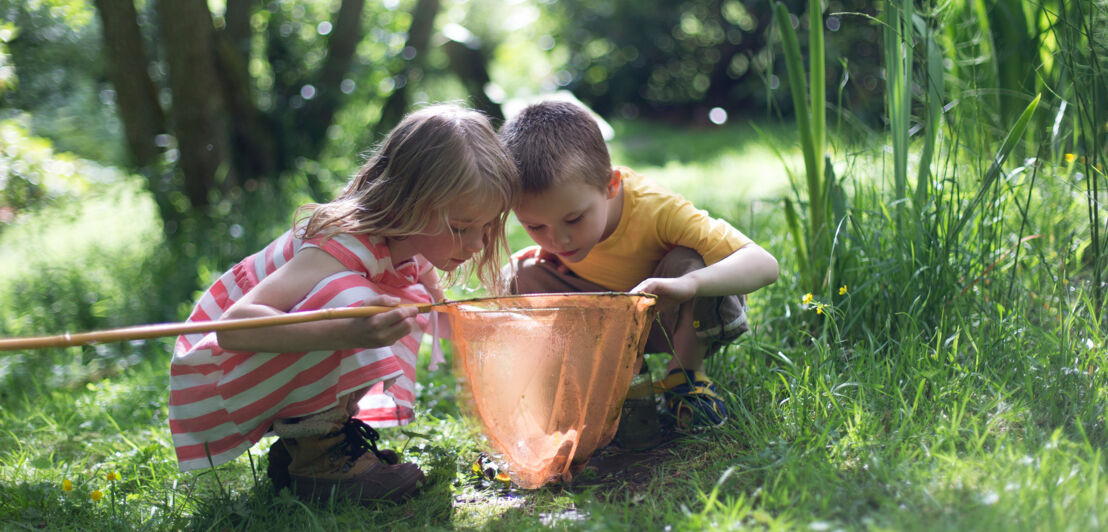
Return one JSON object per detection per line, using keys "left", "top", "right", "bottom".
{"left": 606, "top": 168, "right": 621, "bottom": 199}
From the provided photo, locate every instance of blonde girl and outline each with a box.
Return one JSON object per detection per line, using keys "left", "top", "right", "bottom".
{"left": 169, "top": 104, "right": 518, "bottom": 504}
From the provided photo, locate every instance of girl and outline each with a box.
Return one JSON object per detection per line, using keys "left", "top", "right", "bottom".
{"left": 169, "top": 104, "right": 518, "bottom": 504}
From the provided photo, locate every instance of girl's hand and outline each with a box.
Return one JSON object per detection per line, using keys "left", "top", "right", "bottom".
{"left": 631, "top": 276, "right": 697, "bottom": 312}
{"left": 345, "top": 295, "right": 421, "bottom": 348}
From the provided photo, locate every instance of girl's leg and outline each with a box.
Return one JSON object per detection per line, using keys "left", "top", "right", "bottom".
{"left": 268, "top": 390, "right": 424, "bottom": 504}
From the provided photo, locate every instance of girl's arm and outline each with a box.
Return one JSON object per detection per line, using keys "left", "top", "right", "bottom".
{"left": 630, "top": 243, "right": 779, "bottom": 311}
{"left": 217, "top": 248, "right": 420, "bottom": 352}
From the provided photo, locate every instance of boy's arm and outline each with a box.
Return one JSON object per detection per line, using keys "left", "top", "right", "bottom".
{"left": 217, "top": 247, "right": 420, "bottom": 352}
{"left": 631, "top": 243, "right": 779, "bottom": 311}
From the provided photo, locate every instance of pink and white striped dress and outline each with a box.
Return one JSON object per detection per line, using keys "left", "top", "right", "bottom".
{"left": 169, "top": 230, "right": 436, "bottom": 472}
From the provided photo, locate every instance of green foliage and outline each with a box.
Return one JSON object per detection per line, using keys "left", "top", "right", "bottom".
{"left": 0, "top": 22, "right": 15, "bottom": 95}
{"left": 3, "top": 1, "right": 1108, "bottom": 529}
{"left": 773, "top": 0, "right": 843, "bottom": 295}
{"left": 540, "top": 0, "right": 778, "bottom": 117}
{"left": 0, "top": 0, "right": 122, "bottom": 164}
{"left": 3, "top": 111, "right": 1108, "bottom": 528}
{"left": 0, "top": 118, "right": 110, "bottom": 223}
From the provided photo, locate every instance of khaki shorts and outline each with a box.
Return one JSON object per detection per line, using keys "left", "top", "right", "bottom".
{"left": 506, "top": 247, "right": 749, "bottom": 356}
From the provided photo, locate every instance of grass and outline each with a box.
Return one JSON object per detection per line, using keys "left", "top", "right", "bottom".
{"left": 2, "top": 113, "right": 1108, "bottom": 531}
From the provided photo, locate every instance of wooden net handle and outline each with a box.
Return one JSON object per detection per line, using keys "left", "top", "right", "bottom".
{"left": 0, "top": 303, "right": 434, "bottom": 351}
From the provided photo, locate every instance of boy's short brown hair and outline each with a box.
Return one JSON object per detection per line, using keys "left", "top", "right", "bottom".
{"left": 499, "top": 100, "right": 611, "bottom": 193}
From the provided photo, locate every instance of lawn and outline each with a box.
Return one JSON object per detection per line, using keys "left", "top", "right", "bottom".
{"left": 2, "top": 117, "right": 1107, "bottom": 531}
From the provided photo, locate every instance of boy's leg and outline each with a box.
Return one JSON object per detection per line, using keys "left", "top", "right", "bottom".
{"left": 644, "top": 247, "right": 749, "bottom": 429}
{"left": 643, "top": 247, "right": 748, "bottom": 362}
{"left": 506, "top": 253, "right": 608, "bottom": 295}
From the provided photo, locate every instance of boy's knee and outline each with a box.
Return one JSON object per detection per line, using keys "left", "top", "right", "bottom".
{"left": 654, "top": 247, "right": 706, "bottom": 278}
{"left": 648, "top": 246, "right": 750, "bottom": 351}
{"left": 505, "top": 255, "right": 565, "bottom": 294}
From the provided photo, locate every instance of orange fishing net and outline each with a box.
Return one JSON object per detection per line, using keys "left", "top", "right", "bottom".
{"left": 439, "top": 292, "right": 657, "bottom": 488}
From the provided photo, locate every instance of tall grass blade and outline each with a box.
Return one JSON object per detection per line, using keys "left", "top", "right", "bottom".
{"left": 913, "top": 11, "right": 944, "bottom": 211}
{"left": 775, "top": 1, "right": 820, "bottom": 217}
{"left": 809, "top": 0, "right": 825, "bottom": 183}
{"left": 774, "top": 0, "right": 831, "bottom": 292}
{"left": 784, "top": 197, "right": 809, "bottom": 273}
{"left": 947, "top": 93, "right": 1041, "bottom": 245}
{"left": 883, "top": 0, "right": 913, "bottom": 208}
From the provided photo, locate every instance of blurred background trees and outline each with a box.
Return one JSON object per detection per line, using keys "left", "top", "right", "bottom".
{"left": 2, "top": 0, "right": 1102, "bottom": 322}
{"left": 1, "top": 0, "right": 887, "bottom": 219}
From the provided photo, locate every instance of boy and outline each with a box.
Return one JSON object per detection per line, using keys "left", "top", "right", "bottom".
{"left": 499, "top": 100, "right": 779, "bottom": 429}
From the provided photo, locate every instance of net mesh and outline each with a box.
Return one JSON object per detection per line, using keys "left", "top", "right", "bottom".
{"left": 440, "top": 292, "right": 657, "bottom": 488}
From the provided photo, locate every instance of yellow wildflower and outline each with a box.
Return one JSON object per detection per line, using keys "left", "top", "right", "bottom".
{"left": 62, "top": 479, "right": 73, "bottom": 492}
{"left": 106, "top": 471, "right": 120, "bottom": 482}
{"left": 1065, "top": 153, "right": 1076, "bottom": 163}
{"left": 801, "top": 293, "right": 813, "bottom": 305}
{"left": 816, "top": 306, "right": 824, "bottom": 315}
{"left": 838, "top": 285, "right": 848, "bottom": 295}
{"left": 91, "top": 490, "right": 103, "bottom": 502}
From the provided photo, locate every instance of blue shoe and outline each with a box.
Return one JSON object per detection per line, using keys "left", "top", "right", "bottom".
{"left": 655, "top": 369, "right": 727, "bottom": 429}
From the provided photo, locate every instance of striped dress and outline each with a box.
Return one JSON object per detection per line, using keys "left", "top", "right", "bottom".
{"left": 169, "top": 230, "right": 436, "bottom": 472}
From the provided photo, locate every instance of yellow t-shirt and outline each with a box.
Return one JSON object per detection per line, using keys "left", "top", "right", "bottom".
{"left": 563, "top": 167, "right": 753, "bottom": 291}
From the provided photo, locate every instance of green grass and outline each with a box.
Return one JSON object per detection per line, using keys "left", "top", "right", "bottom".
{"left": 3, "top": 116, "right": 1108, "bottom": 530}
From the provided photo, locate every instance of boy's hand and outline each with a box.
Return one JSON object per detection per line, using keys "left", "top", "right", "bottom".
{"left": 518, "top": 246, "right": 569, "bottom": 274}
{"left": 631, "top": 276, "right": 696, "bottom": 312}
{"left": 346, "top": 295, "right": 420, "bottom": 348}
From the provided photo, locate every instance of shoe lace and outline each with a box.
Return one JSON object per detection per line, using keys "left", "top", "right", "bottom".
{"left": 339, "top": 417, "right": 390, "bottom": 463}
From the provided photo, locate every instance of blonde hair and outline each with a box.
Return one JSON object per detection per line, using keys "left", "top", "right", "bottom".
{"left": 296, "top": 104, "right": 519, "bottom": 293}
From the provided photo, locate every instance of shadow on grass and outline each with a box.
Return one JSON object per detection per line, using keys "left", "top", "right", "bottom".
{"left": 184, "top": 449, "right": 458, "bottom": 530}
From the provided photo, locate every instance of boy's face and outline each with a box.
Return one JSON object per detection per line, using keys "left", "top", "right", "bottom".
{"left": 515, "top": 170, "right": 621, "bottom": 263}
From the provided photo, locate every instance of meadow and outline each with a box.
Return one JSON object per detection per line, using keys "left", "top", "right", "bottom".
{"left": 2, "top": 0, "right": 1108, "bottom": 529}
{"left": 2, "top": 105, "right": 1107, "bottom": 530}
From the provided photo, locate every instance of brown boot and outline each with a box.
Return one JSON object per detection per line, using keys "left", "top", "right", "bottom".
{"left": 273, "top": 409, "right": 424, "bottom": 504}
{"left": 266, "top": 437, "right": 401, "bottom": 494}
{"left": 267, "top": 438, "right": 293, "bottom": 492}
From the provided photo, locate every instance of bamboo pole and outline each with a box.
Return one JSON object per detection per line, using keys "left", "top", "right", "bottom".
{"left": 0, "top": 303, "right": 435, "bottom": 351}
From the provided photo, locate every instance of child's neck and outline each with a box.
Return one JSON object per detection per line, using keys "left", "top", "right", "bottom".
{"left": 598, "top": 179, "right": 624, "bottom": 243}
{"left": 385, "top": 237, "right": 417, "bottom": 264}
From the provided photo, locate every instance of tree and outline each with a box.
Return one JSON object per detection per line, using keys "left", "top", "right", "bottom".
{"left": 91, "top": 0, "right": 164, "bottom": 169}
{"left": 376, "top": 0, "right": 440, "bottom": 135}
{"left": 88, "top": 0, "right": 441, "bottom": 214}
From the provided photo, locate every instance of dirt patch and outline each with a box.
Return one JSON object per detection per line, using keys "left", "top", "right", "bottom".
{"left": 570, "top": 430, "right": 687, "bottom": 492}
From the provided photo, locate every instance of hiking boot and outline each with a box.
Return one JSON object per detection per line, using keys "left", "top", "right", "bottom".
{"left": 267, "top": 438, "right": 293, "bottom": 492}
{"left": 272, "top": 414, "right": 424, "bottom": 504}
{"left": 267, "top": 436, "right": 402, "bottom": 494}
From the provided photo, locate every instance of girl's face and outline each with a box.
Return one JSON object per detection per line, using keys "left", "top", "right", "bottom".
{"left": 392, "top": 200, "right": 500, "bottom": 271}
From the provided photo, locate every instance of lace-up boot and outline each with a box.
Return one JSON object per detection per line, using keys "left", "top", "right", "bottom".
{"left": 271, "top": 408, "right": 424, "bottom": 504}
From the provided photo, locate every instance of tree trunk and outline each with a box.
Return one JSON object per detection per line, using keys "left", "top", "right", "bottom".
{"left": 91, "top": 0, "right": 165, "bottom": 168}
{"left": 214, "top": 0, "right": 277, "bottom": 182}
{"left": 443, "top": 39, "right": 504, "bottom": 124}
{"left": 158, "top": 0, "right": 233, "bottom": 209}
{"left": 375, "top": 0, "right": 441, "bottom": 134}
{"left": 296, "top": 0, "right": 366, "bottom": 157}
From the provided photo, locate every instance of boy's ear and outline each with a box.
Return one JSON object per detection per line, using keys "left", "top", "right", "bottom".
{"left": 606, "top": 168, "right": 621, "bottom": 199}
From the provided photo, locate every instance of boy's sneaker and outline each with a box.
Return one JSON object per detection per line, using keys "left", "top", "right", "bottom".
{"left": 655, "top": 369, "right": 727, "bottom": 430}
